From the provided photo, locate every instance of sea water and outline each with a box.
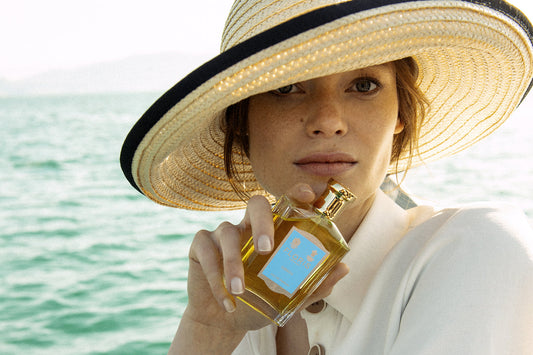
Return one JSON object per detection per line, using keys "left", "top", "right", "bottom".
{"left": 0, "top": 92, "right": 531, "bottom": 354}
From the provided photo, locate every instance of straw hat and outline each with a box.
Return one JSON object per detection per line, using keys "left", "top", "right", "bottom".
{"left": 120, "top": 0, "right": 533, "bottom": 210}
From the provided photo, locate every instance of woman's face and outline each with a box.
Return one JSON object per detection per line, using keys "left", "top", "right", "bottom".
{"left": 247, "top": 62, "right": 403, "bottom": 211}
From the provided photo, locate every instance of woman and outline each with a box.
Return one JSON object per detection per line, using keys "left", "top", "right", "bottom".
{"left": 121, "top": 0, "right": 533, "bottom": 354}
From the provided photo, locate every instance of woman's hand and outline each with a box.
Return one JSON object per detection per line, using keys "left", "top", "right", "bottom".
{"left": 169, "top": 183, "right": 349, "bottom": 354}
{"left": 184, "top": 192, "right": 277, "bottom": 331}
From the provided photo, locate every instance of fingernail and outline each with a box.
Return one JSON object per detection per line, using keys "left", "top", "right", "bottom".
{"left": 230, "top": 277, "right": 244, "bottom": 294}
{"left": 299, "top": 185, "right": 314, "bottom": 195}
{"left": 223, "top": 298, "right": 235, "bottom": 313}
{"left": 257, "top": 234, "right": 272, "bottom": 252}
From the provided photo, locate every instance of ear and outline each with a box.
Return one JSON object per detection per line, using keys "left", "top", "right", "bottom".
{"left": 394, "top": 117, "right": 404, "bottom": 134}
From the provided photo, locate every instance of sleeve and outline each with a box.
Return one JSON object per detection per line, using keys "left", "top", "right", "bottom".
{"left": 232, "top": 325, "right": 277, "bottom": 355}
{"left": 389, "top": 204, "right": 533, "bottom": 355}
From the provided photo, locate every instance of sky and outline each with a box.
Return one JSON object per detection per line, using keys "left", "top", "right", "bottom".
{"left": 0, "top": 0, "right": 234, "bottom": 80}
{"left": 1, "top": 0, "right": 533, "bottom": 81}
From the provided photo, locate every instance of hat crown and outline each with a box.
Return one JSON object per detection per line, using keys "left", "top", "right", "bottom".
{"left": 221, "top": 0, "right": 350, "bottom": 51}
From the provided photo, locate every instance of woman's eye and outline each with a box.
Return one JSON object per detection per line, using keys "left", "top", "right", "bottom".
{"left": 273, "top": 84, "right": 298, "bottom": 95}
{"left": 353, "top": 78, "right": 379, "bottom": 93}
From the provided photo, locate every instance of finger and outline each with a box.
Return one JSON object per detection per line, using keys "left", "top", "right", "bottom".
{"left": 190, "top": 229, "right": 235, "bottom": 312}
{"left": 240, "top": 195, "right": 275, "bottom": 254}
{"left": 214, "top": 222, "right": 245, "bottom": 296}
{"left": 302, "top": 262, "right": 349, "bottom": 309}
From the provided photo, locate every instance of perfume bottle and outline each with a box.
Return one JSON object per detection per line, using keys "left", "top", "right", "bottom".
{"left": 238, "top": 179, "right": 355, "bottom": 326}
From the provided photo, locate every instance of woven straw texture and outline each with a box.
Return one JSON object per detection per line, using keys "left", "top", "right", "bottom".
{"left": 125, "top": 0, "right": 533, "bottom": 210}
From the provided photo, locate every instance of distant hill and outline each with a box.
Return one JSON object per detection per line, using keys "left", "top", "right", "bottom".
{"left": 0, "top": 52, "right": 213, "bottom": 96}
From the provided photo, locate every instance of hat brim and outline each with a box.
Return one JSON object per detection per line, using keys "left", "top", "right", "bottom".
{"left": 121, "top": 0, "right": 533, "bottom": 210}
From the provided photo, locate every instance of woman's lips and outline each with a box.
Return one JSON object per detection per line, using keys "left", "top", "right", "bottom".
{"left": 294, "top": 153, "right": 357, "bottom": 176}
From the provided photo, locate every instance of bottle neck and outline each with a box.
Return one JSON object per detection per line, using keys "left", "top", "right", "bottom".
{"left": 314, "top": 180, "right": 356, "bottom": 220}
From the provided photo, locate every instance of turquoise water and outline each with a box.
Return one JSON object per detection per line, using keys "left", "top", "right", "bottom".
{"left": 1, "top": 93, "right": 531, "bottom": 354}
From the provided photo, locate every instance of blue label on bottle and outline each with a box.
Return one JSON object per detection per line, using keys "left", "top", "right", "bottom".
{"left": 259, "top": 226, "right": 328, "bottom": 297}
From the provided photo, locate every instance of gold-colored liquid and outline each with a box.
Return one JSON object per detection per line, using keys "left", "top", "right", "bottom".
{"left": 237, "top": 213, "right": 349, "bottom": 326}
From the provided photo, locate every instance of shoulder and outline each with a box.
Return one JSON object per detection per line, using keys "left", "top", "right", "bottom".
{"left": 441, "top": 202, "right": 531, "bottom": 232}
{"left": 379, "top": 201, "right": 533, "bottom": 288}
{"left": 410, "top": 202, "right": 533, "bottom": 254}
{"left": 451, "top": 203, "right": 532, "bottom": 254}
{"left": 373, "top": 203, "right": 533, "bottom": 353}
{"left": 403, "top": 202, "right": 533, "bottom": 290}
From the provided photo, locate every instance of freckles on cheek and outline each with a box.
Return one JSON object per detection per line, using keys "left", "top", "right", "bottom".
{"left": 249, "top": 126, "right": 275, "bottom": 154}
{"left": 248, "top": 126, "right": 274, "bottom": 162}
{"left": 249, "top": 115, "right": 289, "bottom": 152}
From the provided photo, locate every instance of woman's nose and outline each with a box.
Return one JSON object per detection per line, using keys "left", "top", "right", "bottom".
{"left": 305, "top": 92, "right": 348, "bottom": 138}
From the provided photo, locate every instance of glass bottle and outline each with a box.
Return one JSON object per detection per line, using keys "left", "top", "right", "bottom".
{"left": 238, "top": 179, "right": 355, "bottom": 326}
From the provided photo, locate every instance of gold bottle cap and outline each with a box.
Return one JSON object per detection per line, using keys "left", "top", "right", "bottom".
{"left": 314, "top": 179, "right": 356, "bottom": 219}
